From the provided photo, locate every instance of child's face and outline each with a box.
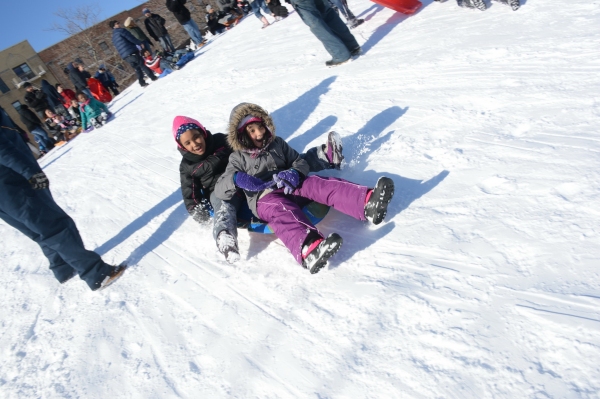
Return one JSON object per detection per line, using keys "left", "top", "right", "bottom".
{"left": 246, "top": 123, "right": 266, "bottom": 148}
{"left": 45, "top": 110, "right": 56, "bottom": 118}
{"left": 179, "top": 129, "right": 206, "bottom": 155}
{"left": 77, "top": 94, "right": 87, "bottom": 102}
{"left": 56, "top": 85, "right": 63, "bottom": 93}
{"left": 143, "top": 51, "right": 150, "bottom": 57}
{"left": 71, "top": 99, "right": 79, "bottom": 106}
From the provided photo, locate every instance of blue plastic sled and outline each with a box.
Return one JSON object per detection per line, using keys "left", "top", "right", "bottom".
{"left": 235, "top": 200, "right": 330, "bottom": 234}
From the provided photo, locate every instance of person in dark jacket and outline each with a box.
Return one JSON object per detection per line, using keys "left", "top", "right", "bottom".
{"left": 66, "top": 62, "right": 93, "bottom": 99}
{"left": 94, "top": 66, "right": 120, "bottom": 96}
{"left": 77, "top": 64, "right": 92, "bottom": 80}
{"left": 110, "top": 20, "right": 157, "bottom": 88}
{"left": 40, "top": 79, "right": 67, "bottom": 116}
{"left": 0, "top": 107, "right": 126, "bottom": 291}
{"left": 17, "top": 104, "right": 55, "bottom": 154}
{"left": 174, "top": 114, "right": 344, "bottom": 263}
{"left": 165, "top": 0, "right": 205, "bottom": 49}
{"left": 0, "top": 105, "right": 30, "bottom": 144}
{"left": 23, "top": 82, "right": 49, "bottom": 118}
{"left": 143, "top": 8, "right": 175, "bottom": 52}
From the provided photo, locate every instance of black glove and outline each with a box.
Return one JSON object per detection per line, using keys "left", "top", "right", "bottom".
{"left": 190, "top": 199, "right": 213, "bottom": 224}
{"left": 29, "top": 172, "right": 49, "bottom": 190}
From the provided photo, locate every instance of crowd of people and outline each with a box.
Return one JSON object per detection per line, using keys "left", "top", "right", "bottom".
{"left": 17, "top": 63, "right": 118, "bottom": 157}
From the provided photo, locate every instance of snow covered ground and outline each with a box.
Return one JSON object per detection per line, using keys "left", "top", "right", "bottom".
{"left": 1, "top": 0, "right": 599, "bottom": 397}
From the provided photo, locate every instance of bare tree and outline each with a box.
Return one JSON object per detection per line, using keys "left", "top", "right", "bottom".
{"left": 48, "top": 4, "right": 103, "bottom": 64}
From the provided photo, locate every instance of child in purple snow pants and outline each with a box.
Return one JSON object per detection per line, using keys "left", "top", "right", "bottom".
{"left": 214, "top": 102, "right": 395, "bottom": 274}
{"left": 257, "top": 175, "right": 368, "bottom": 264}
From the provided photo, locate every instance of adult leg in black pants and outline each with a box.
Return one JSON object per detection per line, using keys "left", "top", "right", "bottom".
{"left": 125, "top": 53, "right": 157, "bottom": 87}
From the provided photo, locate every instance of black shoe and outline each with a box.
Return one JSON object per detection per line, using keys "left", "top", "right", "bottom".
{"left": 364, "top": 177, "right": 394, "bottom": 225}
{"left": 94, "top": 265, "right": 127, "bottom": 291}
{"left": 302, "top": 233, "right": 343, "bottom": 274}
{"left": 348, "top": 18, "right": 364, "bottom": 29}
{"left": 140, "top": 82, "right": 149, "bottom": 88}
{"left": 325, "top": 58, "right": 350, "bottom": 67}
{"left": 350, "top": 47, "right": 361, "bottom": 58}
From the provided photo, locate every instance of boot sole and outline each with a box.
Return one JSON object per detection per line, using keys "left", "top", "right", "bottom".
{"left": 367, "top": 177, "right": 395, "bottom": 225}
{"left": 327, "top": 131, "right": 344, "bottom": 169}
{"left": 310, "top": 234, "right": 343, "bottom": 274}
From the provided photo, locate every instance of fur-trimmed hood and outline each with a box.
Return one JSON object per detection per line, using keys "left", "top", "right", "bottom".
{"left": 227, "top": 103, "right": 276, "bottom": 152}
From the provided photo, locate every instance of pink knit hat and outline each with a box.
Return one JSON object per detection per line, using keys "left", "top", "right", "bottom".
{"left": 172, "top": 115, "right": 206, "bottom": 150}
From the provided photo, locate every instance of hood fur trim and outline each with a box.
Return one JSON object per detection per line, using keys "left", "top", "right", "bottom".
{"left": 227, "top": 103, "right": 276, "bottom": 152}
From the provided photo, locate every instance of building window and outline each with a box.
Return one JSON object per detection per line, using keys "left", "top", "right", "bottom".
{"left": 99, "top": 41, "right": 111, "bottom": 54}
{"left": 0, "top": 77, "right": 10, "bottom": 94}
{"left": 12, "top": 101, "right": 22, "bottom": 111}
{"left": 13, "top": 63, "right": 36, "bottom": 81}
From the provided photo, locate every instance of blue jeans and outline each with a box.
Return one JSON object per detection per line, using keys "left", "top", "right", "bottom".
{"left": 159, "top": 34, "right": 176, "bottom": 52}
{"left": 31, "top": 127, "right": 54, "bottom": 151}
{"left": 0, "top": 186, "right": 113, "bottom": 289}
{"left": 81, "top": 88, "right": 94, "bottom": 99}
{"left": 182, "top": 19, "right": 203, "bottom": 45}
{"left": 328, "top": 0, "right": 355, "bottom": 21}
{"left": 251, "top": 0, "right": 272, "bottom": 19}
{"left": 290, "top": 0, "right": 358, "bottom": 62}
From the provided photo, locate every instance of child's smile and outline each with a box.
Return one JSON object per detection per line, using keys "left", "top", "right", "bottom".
{"left": 180, "top": 129, "right": 206, "bottom": 155}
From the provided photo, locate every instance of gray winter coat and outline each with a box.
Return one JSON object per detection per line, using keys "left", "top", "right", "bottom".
{"left": 214, "top": 103, "right": 310, "bottom": 217}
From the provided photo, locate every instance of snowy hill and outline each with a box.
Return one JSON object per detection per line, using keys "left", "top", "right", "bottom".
{"left": 1, "top": 0, "right": 599, "bottom": 397}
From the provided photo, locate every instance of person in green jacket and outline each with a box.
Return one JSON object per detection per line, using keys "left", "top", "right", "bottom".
{"left": 76, "top": 92, "right": 110, "bottom": 130}
{"left": 124, "top": 17, "right": 154, "bottom": 55}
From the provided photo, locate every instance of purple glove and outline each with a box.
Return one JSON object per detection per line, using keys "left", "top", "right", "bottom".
{"left": 234, "top": 172, "right": 276, "bottom": 192}
{"left": 273, "top": 169, "right": 300, "bottom": 195}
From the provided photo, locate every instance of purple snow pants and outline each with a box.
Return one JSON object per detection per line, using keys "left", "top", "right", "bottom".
{"left": 256, "top": 175, "right": 368, "bottom": 264}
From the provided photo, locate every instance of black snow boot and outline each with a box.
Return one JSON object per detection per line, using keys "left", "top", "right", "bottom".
{"left": 364, "top": 177, "right": 395, "bottom": 225}
{"left": 302, "top": 233, "right": 343, "bottom": 274}
{"left": 94, "top": 264, "right": 127, "bottom": 291}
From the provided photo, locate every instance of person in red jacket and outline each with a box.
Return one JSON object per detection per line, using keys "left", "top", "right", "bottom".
{"left": 55, "top": 84, "right": 79, "bottom": 120}
{"left": 142, "top": 49, "right": 177, "bottom": 76}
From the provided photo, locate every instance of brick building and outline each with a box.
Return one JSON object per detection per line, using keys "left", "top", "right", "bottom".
{"left": 38, "top": 2, "right": 210, "bottom": 91}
